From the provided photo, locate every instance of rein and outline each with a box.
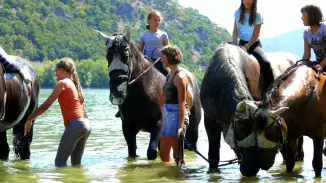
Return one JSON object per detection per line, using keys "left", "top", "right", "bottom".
{"left": 176, "top": 135, "right": 241, "bottom": 168}
{"left": 0, "top": 63, "right": 7, "bottom": 121}
{"left": 128, "top": 57, "right": 161, "bottom": 85}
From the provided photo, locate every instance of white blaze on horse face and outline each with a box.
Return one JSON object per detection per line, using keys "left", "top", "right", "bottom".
{"left": 108, "top": 55, "right": 129, "bottom": 73}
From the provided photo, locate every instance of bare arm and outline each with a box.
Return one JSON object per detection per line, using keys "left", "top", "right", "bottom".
{"left": 247, "top": 24, "right": 262, "bottom": 47}
{"left": 302, "top": 37, "right": 311, "bottom": 61}
{"left": 163, "top": 39, "right": 169, "bottom": 46}
{"left": 139, "top": 41, "right": 145, "bottom": 53}
{"left": 175, "top": 72, "right": 188, "bottom": 131}
{"left": 232, "top": 19, "right": 238, "bottom": 43}
{"left": 28, "top": 83, "right": 63, "bottom": 121}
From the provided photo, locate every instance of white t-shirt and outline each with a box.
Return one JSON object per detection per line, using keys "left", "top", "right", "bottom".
{"left": 139, "top": 30, "right": 169, "bottom": 59}
{"left": 303, "top": 23, "right": 326, "bottom": 62}
{"left": 234, "top": 10, "right": 264, "bottom": 41}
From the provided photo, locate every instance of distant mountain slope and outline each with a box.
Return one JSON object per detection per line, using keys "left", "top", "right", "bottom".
{"left": 0, "top": 0, "right": 231, "bottom": 73}
{"left": 261, "top": 27, "right": 315, "bottom": 60}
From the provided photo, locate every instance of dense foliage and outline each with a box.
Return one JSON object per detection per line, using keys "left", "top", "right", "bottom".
{"left": 0, "top": 0, "right": 231, "bottom": 87}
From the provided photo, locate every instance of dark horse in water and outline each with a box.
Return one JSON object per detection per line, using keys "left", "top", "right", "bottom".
{"left": 96, "top": 28, "right": 202, "bottom": 160}
{"left": 0, "top": 55, "right": 40, "bottom": 160}
{"left": 200, "top": 43, "right": 298, "bottom": 176}
{"left": 236, "top": 62, "right": 326, "bottom": 177}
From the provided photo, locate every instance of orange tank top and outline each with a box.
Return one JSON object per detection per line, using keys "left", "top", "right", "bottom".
{"left": 57, "top": 79, "right": 87, "bottom": 127}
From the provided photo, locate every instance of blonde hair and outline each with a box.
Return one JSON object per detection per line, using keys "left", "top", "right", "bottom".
{"left": 56, "top": 57, "right": 84, "bottom": 103}
{"left": 146, "top": 10, "right": 163, "bottom": 30}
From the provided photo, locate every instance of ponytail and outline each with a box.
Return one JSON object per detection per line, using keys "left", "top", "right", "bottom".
{"left": 71, "top": 71, "right": 84, "bottom": 103}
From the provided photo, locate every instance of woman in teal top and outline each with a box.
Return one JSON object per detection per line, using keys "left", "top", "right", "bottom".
{"left": 232, "top": 0, "right": 274, "bottom": 89}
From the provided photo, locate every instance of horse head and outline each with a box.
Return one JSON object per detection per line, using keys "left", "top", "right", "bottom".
{"left": 96, "top": 28, "right": 132, "bottom": 105}
{"left": 235, "top": 99, "right": 288, "bottom": 170}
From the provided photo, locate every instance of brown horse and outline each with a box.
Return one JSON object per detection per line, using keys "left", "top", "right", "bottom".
{"left": 0, "top": 55, "right": 40, "bottom": 160}
{"left": 200, "top": 43, "right": 297, "bottom": 176}
{"left": 236, "top": 62, "right": 326, "bottom": 176}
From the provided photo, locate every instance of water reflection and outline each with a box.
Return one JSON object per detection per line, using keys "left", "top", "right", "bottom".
{"left": 0, "top": 89, "right": 326, "bottom": 182}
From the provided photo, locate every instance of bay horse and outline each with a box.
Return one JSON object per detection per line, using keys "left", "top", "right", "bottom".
{"left": 200, "top": 43, "right": 297, "bottom": 176}
{"left": 236, "top": 62, "right": 326, "bottom": 177}
{"left": 96, "top": 28, "right": 202, "bottom": 160}
{"left": 0, "top": 55, "right": 40, "bottom": 160}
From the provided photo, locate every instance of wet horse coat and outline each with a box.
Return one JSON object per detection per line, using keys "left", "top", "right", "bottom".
{"left": 96, "top": 29, "right": 201, "bottom": 160}
{"left": 0, "top": 55, "right": 40, "bottom": 159}
{"left": 239, "top": 63, "right": 326, "bottom": 177}
{"left": 200, "top": 44, "right": 296, "bottom": 176}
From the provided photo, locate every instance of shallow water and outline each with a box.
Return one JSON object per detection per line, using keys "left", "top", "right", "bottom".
{"left": 0, "top": 89, "right": 326, "bottom": 183}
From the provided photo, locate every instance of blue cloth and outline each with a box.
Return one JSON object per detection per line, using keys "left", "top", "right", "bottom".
{"left": 161, "top": 104, "right": 179, "bottom": 136}
{"left": 303, "top": 23, "right": 326, "bottom": 62}
{"left": 234, "top": 10, "right": 264, "bottom": 41}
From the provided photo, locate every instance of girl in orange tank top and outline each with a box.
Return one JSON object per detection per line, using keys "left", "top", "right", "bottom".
{"left": 24, "top": 58, "right": 91, "bottom": 167}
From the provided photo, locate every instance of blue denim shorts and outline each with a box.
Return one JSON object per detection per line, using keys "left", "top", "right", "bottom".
{"left": 161, "top": 104, "right": 189, "bottom": 136}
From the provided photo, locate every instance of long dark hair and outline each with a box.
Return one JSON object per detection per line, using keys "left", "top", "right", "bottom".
{"left": 239, "top": 0, "right": 257, "bottom": 26}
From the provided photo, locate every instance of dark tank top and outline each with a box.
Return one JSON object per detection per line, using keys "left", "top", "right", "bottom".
{"left": 163, "top": 69, "right": 181, "bottom": 104}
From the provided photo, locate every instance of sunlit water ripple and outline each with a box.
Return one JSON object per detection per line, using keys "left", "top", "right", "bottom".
{"left": 0, "top": 89, "right": 325, "bottom": 182}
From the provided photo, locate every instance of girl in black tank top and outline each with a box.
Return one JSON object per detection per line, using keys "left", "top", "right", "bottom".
{"left": 159, "top": 45, "right": 190, "bottom": 166}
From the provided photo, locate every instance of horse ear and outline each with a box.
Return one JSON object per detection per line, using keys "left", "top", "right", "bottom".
{"left": 124, "top": 27, "right": 132, "bottom": 42}
{"left": 236, "top": 100, "right": 248, "bottom": 112}
{"left": 269, "top": 107, "right": 289, "bottom": 118}
{"left": 95, "top": 30, "right": 110, "bottom": 41}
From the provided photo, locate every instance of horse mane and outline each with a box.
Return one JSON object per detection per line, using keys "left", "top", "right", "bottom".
{"left": 204, "top": 44, "right": 252, "bottom": 121}
{"left": 128, "top": 41, "right": 150, "bottom": 77}
{"left": 260, "top": 64, "right": 301, "bottom": 109}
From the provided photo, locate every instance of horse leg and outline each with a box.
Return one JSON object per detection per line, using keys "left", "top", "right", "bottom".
{"left": 12, "top": 117, "right": 34, "bottom": 160}
{"left": 285, "top": 138, "right": 297, "bottom": 173}
{"left": 204, "top": 114, "right": 221, "bottom": 172}
{"left": 122, "top": 121, "right": 138, "bottom": 158}
{"left": 0, "top": 131, "right": 10, "bottom": 159}
{"left": 312, "top": 136, "right": 323, "bottom": 177}
{"left": 296, "top": 136, "right": 304, "bottom": 161}
{"left": 323, "top": 141, "right": 326, "bottom": 157}
{"left": 184, "top": 117, "right": 199, "bottom": 151}
{"left": 147, "top": 121, "right": 160, "bottom": 160}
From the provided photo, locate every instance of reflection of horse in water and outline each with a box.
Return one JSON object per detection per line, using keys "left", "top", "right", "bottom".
{"left": 0, "top": 55, "right": 40, "bottom": 160}
{"left": 200, "top": 43, "right": 297, "bottom": 176}
{"left": 237, "top": 62, "right": 326, "bottom": 177}
{"left": 96, "top": 28, "right": 201, "bottom": 160}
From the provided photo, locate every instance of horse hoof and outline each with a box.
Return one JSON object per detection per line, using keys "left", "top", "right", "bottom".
{"left": 147, "top": 149, "right": 158, "bottom": 160}
{"left": 207, "top": 167, "right": 220, "bottom": 174}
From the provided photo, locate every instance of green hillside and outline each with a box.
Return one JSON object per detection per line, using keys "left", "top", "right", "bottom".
{"left": 0, "top": 0, "right": 231, "bottom": 87}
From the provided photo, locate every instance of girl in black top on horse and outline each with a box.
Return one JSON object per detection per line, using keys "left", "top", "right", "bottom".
{"left": 232, "top": 0, "right": 274, "bottom": 89}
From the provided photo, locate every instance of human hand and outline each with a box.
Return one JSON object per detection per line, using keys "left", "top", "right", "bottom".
{"left": 313, "top": 64, "right": 322, "bottom": 71}
{"left": 24, "top": 117, "right": 33, "bottom": 136}
{"left": 178, "top": 128, "right": 184, "bottom": 138}
{"left": 241, "top": 46, "right": 248, "bottom": 52}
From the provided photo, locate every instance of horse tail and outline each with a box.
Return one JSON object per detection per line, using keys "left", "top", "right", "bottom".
{"left": 72, "top": 71, "right": 84, "bottom": 103}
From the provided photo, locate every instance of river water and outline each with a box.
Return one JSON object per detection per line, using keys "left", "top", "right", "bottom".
{"left": 0, "top": 89, "right": 325, "bottom": 182}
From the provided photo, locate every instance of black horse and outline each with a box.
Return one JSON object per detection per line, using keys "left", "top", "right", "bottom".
{"left": 0, "top": 55, "right": 40, "bottom": 160}
{"left": 200, "top": 44, "right": 297, "bottom": 176}
{"left": 96, "top": 28, "right": 202, "bottom": 160}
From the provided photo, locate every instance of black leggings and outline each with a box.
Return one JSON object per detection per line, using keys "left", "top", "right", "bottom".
{"left": 239, "top": 40, "right": 274, "bottom": 89}
{"left": 147, "top": 57, "right": 169, "bottom": 76}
